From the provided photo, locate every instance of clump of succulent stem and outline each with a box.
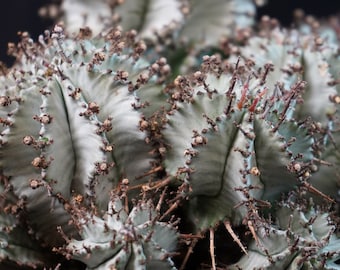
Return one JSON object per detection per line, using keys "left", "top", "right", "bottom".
{"left": 0, "top": 24, "right": 176, "bottom": 268}
{"left": 1, "top": 1, "right": 340, "bottom": 270}
{"left": 54, "top": 188, "right": 178, "bottom": 270}
{"left": 230, "top": 196, "right": 340, "bottom": 269}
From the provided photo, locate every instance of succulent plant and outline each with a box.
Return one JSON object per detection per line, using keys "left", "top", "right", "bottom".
{"left": 0, "top": 26, "right": 176, "bottom": 268}
{"left": 230, "top": 198, "right": 340, "bottom": 270}
{"left": 238, "top": 23, "right": 338, "bottom": 122}
{"left": 0, "top": 1, "right": 340, "bottom": 270}
{"left": 235, "top": 24, "right": 340, "bottom": 203}
{"left": 162, "top": 55, "right": 316, "bottom": 232}
{"left": 57, "top": 194, "right": 178, "bottom": 270}
{"left": 0, "top": 182, "right": 51, "bottom": 267}
{"left": 59, "top": 0, "right": 255, "bottom": 44}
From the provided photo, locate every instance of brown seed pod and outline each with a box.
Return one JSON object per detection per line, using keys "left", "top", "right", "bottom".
{"left": 250, "top": 167, "right": 260, "bottom": 176}
{"left": 0, "top": 96, "right": 11, "bottom": 106}
{"left": 88, "top": 102, "right": 100, "bottom": 114}
{"left": 191, "top": 135, "right": 207, "bottom": 147}
{"left": 33, "top": 114, "right": 53, "bottom": 124}
{"left": 29, "top": 178, "right": 43, "bottom": 189}
{"left": 139, "top": 119, "right": 149, "bottom": 131}
{"left": 22, "top": 135, "right": 35, "bottom": 145}
{"left": 31, "top": 156, "right": 50, "bottom": 169}
{"left": 95, "top": 162, "right": 115, "bottom": 175}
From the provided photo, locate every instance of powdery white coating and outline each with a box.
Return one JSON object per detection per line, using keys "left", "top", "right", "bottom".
{"left": 61, "top": 0, "right": 111, "bottom": 35}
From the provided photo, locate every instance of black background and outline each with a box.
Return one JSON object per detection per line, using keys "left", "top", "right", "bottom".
{"left": 0, "top": 0, "right": 339, "bottom": 66}
{"left": 0, "top": 0, "right": 54, "bottom": 66}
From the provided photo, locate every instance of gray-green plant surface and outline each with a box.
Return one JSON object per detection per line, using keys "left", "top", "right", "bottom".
{"left": 0, "top": 0, "right": 339, "bottom": 269}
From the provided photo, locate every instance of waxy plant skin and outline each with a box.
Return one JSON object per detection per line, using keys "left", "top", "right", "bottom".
{"left": 0, "top": 0, "right": 339, "bottom": 269}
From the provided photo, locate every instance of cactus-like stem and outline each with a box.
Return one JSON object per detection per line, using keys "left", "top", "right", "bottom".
{"left": 1, "top": 2, "right": 340, "bottom": 269}
{"left": 0, "top": 26, "right": 170, "bottom": 267}
{"left": 163, "top": 56, "right": 315, "bottom": 231}
{"left": 57, "top": 195, "right": 178, "bottom": 270}
{"left": 230, "top": 199, "right": 340, "bottom": 269}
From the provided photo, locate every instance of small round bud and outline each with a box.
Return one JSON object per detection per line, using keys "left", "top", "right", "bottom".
{"left": 104, "top": 145, "right": 114, "bottom": 152}
{"left": 151, "top": 63, "right": 160, "bottom": 72}
{"left": 192, "top": 135, "right": 207, "bottom": 146}
{"left": 53, "top": 25, "right": 63, "bottom": 33}
{"left": 250, "top": 167, "right": 260, "bottom": 176}
{"left": 40, "top": 114, "right": 52, "bottom": 124}
{"left": 32, "top": 157, "right": 42, "bottom": 167}
{"left": 330, "top": 95, "right": 340, "bottom": 104}
{"left": 29, "top": 179, "right": 41, "bottom": 189}
{"left": 0, "top": 96, "right": 10, "bottom": 106}
{"left": 158, "top": 147, "right": 166, "bottom": 155}
{"left": 122, "top": 178, "right": 129, "bottom": 185}
{"left": 293, "top": 163, "right": 301, "bottom": 172}
{"left": 23, "top": 135, "right": 34, "bottom": 145}
{"left": 88, "top": 102, "right": 100, "bottom": 114}
{"left": 73, "top": 194, "right": 84, "bottom": 204}
{"left": 139, "top": 120, "right": 149, "bottom": 131}
{"left": 99, "top": 162, "right": 108, "bottom": 171}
